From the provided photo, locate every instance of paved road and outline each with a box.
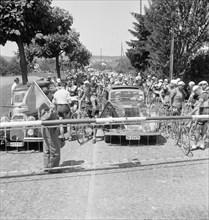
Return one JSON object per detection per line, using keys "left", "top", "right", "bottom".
{"left": 0, "top": 135, "right": 209, "bottom": 219}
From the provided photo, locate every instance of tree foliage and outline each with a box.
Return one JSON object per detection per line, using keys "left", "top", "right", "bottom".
{"left": 127, "top": 0, "right": 209, "bottom": 79}
{"left": 126, "top": 13, "right": 150, "bottom": 73}
{"left": 25, "top": 30, "right": 79, "bottom": 78}
{"left": 184, "top": 50, "right": 209, "bottom": 83}
{"left": 0, "top": 1, "right": 73, "bottom": 84}
{"left": 67, "top": 43, "right": 92, "bottom": 71}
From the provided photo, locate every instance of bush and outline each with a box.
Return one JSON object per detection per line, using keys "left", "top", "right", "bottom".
{"left": 0, "top": 56, "right": 21, "bottom": 76}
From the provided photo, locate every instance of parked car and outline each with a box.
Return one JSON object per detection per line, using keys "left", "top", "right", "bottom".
{"left": 0, "top": 82, "right": 47, "bottom": 149}
{"left": 101, "top": 85, "right": 161, "bottom": 143}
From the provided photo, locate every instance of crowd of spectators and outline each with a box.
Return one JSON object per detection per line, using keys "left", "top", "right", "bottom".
{"left": 37, "top": 68, "right": 209, "bottom": 150}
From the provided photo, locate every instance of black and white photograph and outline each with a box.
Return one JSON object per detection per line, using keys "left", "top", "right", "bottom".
{"left": 0, "top": 0, "right": 209, "bottom": 219}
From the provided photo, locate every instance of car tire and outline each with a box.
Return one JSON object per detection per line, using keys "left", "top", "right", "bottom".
{"left": 0, "top": 140, "right": 6, "bottom": 149}
{"left": 104, "top": 135, "right": 111, "bottom": 143}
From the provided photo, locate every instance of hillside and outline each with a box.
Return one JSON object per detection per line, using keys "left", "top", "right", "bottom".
{"left": 90, "top": 55, "right": 122, "bottom": 63}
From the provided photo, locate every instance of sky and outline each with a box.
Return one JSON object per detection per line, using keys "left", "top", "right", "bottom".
{"left": 0, "top": 0, "right": 149, "bottom": 57}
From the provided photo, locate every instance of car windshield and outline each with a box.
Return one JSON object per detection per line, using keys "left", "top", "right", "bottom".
{"left": 110, "top": 90, "right": 144, "bottom": 103}
{"left": 13, "top": 91, "right": 26, "bottom": 103}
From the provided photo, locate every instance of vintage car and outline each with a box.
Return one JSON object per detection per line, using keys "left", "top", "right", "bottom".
{"left": 11, "top": 86, "right": 30, "bottom": 116}
{"left": 101, "top": 85, "right": 161, "bottom": 143}
{"left": 0, "top": 81, "right": 50, "bottom": 148}
{"left": 0, "top": 113, "right": 43, "bottom": 148}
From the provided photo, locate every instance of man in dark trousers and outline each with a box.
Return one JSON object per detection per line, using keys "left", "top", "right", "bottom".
{"left": 38, "top": 103, "right": 64, "bottom": 173}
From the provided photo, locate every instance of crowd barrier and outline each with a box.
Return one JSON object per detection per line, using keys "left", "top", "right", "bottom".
{"left": 0, "top": 115, "right": 209, "bottom": 177}
{"left": 1, "top": 115, "right": 209, "bottom": 128}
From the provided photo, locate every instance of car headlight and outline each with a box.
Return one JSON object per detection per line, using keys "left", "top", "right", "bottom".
{"left": 27, "top": 129, "right": 34, "bottom": 136}
{"left": 142, "top": 124, "right": 151, "bottom": 132}
{"left": 27, "top": 116, "right": 36, "bottom": 121}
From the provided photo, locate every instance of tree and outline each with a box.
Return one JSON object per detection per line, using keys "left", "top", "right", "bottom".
{"left": 0, "top": 1, "right": 73, "bottom": 84}
{"left": 67, "top": 43, "right": 92, "bottom": 71}
{"left": 144, "top": 0, "right": 209, "bottom": 78}
{"left": 126, "top": 13, "right": 151, "bottom": 73}
{"left": 27, "top": 30, "right": 79, "bottom": 78}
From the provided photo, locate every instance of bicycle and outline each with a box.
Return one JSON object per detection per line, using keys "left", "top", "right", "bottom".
{"left": 71, "top": 101, "right": 93, "bottom": 145}
{"left": 177, "top": 124, "right": 193, "bottom": 157}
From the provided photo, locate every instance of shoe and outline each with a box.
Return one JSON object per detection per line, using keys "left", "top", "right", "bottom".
{"left": 198, "top": 144, "right": 205, "bottom": 150}
{"left": 48, "top": 169, "right": 63, "bottom": 174}
{"left": 191, "top": 144, "right": 198, "bottom": 150}
{"left": 59, "top": 137, "right": 65, "bottom": 142}
{"left": 92, "top": 139, "right": 96, "bottom": 144}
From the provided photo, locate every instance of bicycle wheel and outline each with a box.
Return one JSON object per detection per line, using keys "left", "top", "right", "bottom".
{"left": 178, "top": 127, "right": 193, "bottom": 157}
{"left": 70, "top": 112, "right": 79, "bottom": 136}
{"left": 77, "top": 125, "right": 93, "bottom": 145}
{"left": 189, "top": 122, "right": 196, "bottom": 141}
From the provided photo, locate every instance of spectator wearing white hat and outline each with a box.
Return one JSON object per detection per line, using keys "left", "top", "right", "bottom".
{"left": 170, "top": 79, "right": 178, "bottom": 91}
{"left": 188, "top": 81, "right": 195, "bottom": 88}
{"left": 198, "top": 80, "right": 209, "bottom": 93}
{"left": 170, "top": 81, "right": 187, "bottom": 115}
{"left": 159, "top": 79, "right": 171, "bottom": 105}
{"left": 189, "top": 85, "right": 209, "bottom": 150}
{"left": 145, "top": 75, "right": 152, "bottom": 88}
{"left": 187, "top": 82, "right": 198, "bottom": 108}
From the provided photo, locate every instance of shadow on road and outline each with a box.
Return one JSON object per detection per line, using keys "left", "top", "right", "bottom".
{"left": 60, "top": 160, "right": 85, "bottom": 167}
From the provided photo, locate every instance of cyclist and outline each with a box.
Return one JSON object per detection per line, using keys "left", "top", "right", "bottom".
{"left": 80, "top": 82, "right": 100, "bottom": 144}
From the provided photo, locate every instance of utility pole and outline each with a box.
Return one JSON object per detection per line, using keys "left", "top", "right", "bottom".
{"left": 170, "top": 29, "right": 174, "bottom": 80}
{"left": 140, "top": 0, "right": 142, "bottom": 15}
{"left": 100, "top": 48, "right": 102, "bottom": 64}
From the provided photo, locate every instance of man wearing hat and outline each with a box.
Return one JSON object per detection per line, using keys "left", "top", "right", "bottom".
{"left": 187, "top": 82, "right": 198, "bottom": 107}
{"left": 198, "top": 81, "right": 209, "bottom": 93}
{"left": 189, "top": 85, "right": 209, "bottom": 150}
{"left": 170, "top": 81, "right": 187, "bottom": 115}
{"left": 38, "top": 103, "right": 63, "bottom": 173}
{"left": 52, "top": 81, "right": 71, "bottom": 141}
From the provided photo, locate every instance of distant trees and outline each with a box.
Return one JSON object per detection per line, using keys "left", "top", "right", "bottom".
{"left": 0, "top": 1, "right": 73, "bottom": 84}
{"left": 0, "top": 56, "right": 21, "bottom": 76}
{"left": 127, "top": 0, "right": 209, "bottom": 79}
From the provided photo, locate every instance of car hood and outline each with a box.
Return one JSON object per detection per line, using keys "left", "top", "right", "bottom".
{"left": 111, "top": 103, "right": 159, "bottom": 132}
{"left": 111, "top": 102, "right": 157, "bottom": 117}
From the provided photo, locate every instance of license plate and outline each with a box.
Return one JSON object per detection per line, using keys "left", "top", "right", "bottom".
{"left": 8, "top": 142, "right": 24, "bottom": 147}
{"left": 126, "top": 135, "right": 141, "bottom": 140}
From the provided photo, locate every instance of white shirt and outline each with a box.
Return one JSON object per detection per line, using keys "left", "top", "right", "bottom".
{"left": 11, "top": 82, "right": 18, "bottom": 93}
{"left": 52, "top": 88, "right": 71, "bottom": 105}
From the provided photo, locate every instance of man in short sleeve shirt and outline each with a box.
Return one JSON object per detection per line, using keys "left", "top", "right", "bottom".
{"left": 189, "top": 85, "right": 209, "bottom": 150}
